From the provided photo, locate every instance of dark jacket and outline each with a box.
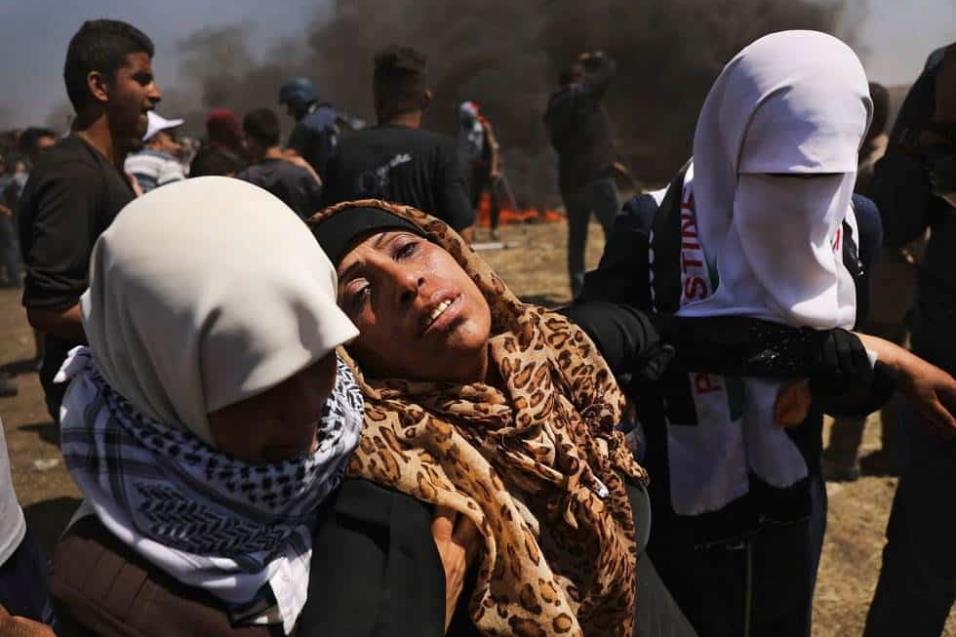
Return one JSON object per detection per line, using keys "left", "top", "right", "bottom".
{"left": 544, "top": 59, "right": 617, "bottom": 196}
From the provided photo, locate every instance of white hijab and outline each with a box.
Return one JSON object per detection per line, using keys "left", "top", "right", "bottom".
{"left": 82, "top": 176, "right": 358, "bottom": 443}
{"left": 661, "top": 31, "right": 873, "bottom": 516}
{"left": 680, "top": 29, "right": 873, "bottom": 328}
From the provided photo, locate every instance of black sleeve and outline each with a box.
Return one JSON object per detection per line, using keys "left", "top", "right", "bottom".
{"left": 559, "top": 300, "right": 666, "bottom": 380}
{"left": 21, "top": 162, "right": 104, "bottom": 311}
{"left": 577, "top": 194, "right": 656, "bottom": 309}
{"left": 873, "top": 149, "right": 943, "bottom": 247}
{"left": 435, "top": 141, "right": 475, "bottom": 231}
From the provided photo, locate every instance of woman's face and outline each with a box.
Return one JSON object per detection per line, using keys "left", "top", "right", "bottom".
{"left": 207, "top": 353, "right": 337, "bottom": 464}
{"left": 336, "top": 230, "right": 492, "bottom": 383}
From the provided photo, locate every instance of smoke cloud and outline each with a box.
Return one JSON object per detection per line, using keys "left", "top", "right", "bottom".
{"left": 149, "top": 0, "right": 853, "bottom": 203}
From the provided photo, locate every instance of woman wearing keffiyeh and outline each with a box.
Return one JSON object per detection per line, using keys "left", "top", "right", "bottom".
{"left": 49, "top": 177, "right": 364, "bottom": 636}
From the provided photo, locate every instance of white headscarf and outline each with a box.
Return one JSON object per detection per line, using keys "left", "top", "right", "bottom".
{"left": 59, "top": 177, "right": 362, "bottom": 633}
{"left": 660, "top": 31, "right": 873, "bottom": 516}
{"left": 82, "top": 176, "right": 358, "bottom": 443}
{"left": 680, "top": 29, "right": 872, "bottom": 328}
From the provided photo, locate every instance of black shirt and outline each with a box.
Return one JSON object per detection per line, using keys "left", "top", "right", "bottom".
{"left": 238, "top": 158, "right": 323, "bottom": 219}
{"left": 544, "top": 59, "right": 617, "bottom": 196}
{"left": 18, "top": 135, "right": 135, "bottom": 406}
{"left": 323, "top": 125, "right": 474, "bottom": 231}
{"left": 19, "top": 136, "right": 134, "bottom": 312}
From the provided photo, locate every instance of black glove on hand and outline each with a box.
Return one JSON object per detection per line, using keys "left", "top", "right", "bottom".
{"left": 808, "top": 328, "right": 872, "bottom": 397}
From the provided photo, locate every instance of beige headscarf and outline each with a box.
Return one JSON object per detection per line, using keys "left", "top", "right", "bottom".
{"left": 82, "top": 176, "right": 358, "bottom": 443}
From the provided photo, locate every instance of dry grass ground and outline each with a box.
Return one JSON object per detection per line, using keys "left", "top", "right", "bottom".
{"left": 0, "top": 219, "right": 952, "bottom": 635}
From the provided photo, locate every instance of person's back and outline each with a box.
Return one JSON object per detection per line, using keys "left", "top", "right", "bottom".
{"left": 239, "top": 158, "right": 321, "bottom": 219}
{"left": 238, "top": 107, "right": 322, "bottom": 219}
{"left": 322, "top": 44, "right": 472, "bottom": 233}
{"left": 544, "top": 53, "right": 616, "bottom": 196}
{"left": 125, "top": 148, "right": 183, "bottom": 193}
{"left": 324, "top": 125, "right": 471, "bottom": 229}
{"left": 288, "top": 103, "right": 338, "bottom": 181}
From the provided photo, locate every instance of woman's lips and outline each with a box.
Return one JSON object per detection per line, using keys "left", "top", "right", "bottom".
{"left": 424, "top": 294, "right": 463, "bottom": 334}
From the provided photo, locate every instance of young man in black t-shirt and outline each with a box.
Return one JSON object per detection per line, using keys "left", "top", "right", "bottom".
{"left": 238, "top": 108, "right": 323, "bottom": 219}
{"left": 18, "top": 20, "right": 160, "bottom": 421}
{"left": 322, "top": 45, "right": 474, "bottom": 237}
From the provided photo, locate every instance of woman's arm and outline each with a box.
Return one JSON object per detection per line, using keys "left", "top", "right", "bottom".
{"left": 855, "top": 333, "right": 956, "bottom": 437}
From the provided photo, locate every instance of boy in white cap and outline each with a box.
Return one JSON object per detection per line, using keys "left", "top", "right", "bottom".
{"left": 125, "top": 110, "right": 186, "bottom": 193}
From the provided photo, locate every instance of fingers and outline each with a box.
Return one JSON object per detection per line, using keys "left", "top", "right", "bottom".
{"left": 431, "top": 506, "right": 456, "bottom": 542}
{"left": 926, "top": 399, "right": 956, "bottom": 439}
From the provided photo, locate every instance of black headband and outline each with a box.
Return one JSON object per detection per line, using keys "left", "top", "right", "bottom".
{"left": 311, "top": 207, "right": 426, "bottom": 265}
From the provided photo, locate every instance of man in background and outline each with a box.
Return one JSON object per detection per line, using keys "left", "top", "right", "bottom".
{"left": 18, "top": 19, "right": 160, "bottom": 422}
{"left": 322, "top": 45, "right": 473, "bottom": 237}
{"left": 864, "top": 43, "right": 956, "bottom": 637}
{"left": 125, "top": 110, "right": 185, "bottom": 193}
{"left": 238, "top": 108, "right": 322, "bottom": 219}
{"left": 279, "top": 77, "right": 339, "bottom": 182}
{"left": 544, "top": 50, "right": 619, "bottom": 298}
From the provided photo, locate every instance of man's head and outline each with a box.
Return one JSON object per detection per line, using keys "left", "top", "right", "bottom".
{"left": 242, "top": 108, "right": 281, "bottom": 160}
{"left": 373, "top": 45, "right": 431, "bottom": 124}
{"left": 63, "top": 20, "right": 160, "bottom": 144}
{"left": 278, "top": 78, "right": 318, "bottom": 121}
{"left": 143, "top": 112, "right": 183, "bottom": 157}
{"left": 17, "top": 127, "right": 58, "bottom": 166}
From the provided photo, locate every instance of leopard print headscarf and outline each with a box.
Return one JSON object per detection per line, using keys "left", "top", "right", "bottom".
{"left": 309, "top": 200, "right": 648, "bottom": 636}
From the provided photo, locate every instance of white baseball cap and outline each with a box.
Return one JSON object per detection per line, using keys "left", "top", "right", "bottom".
{"left": 144, "top": 111, "right": 184, "bottom": 142}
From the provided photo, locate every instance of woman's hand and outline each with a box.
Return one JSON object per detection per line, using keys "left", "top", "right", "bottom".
{"left": 432, "top": 506, "right": 481, "bottom": 632}
{"left": 856, "top": 333, "right": 956, "bottom": 438}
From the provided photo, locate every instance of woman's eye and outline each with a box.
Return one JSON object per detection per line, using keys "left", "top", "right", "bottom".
{"left": 396, "top": 241, "right": 418, "bottom": 260}
{"left": 347, "top": 284, "right": 370, "bottom": 311}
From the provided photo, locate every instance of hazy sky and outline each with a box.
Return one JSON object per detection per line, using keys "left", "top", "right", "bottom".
{"left": 0, "top": 0, "right": 953, "bottom": 129}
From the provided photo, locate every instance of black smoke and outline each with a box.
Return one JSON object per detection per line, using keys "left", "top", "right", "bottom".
{"left": 143, "top": 0, "right": 854, "bottom": 204}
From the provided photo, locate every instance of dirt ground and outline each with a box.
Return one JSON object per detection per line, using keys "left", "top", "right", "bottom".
{"left": 1, "top": 219, "right": 952, "bottom": 636}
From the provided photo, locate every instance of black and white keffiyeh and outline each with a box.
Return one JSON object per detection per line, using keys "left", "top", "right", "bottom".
{"left": 58, "top": 347, "right": 364, "bottom": 634}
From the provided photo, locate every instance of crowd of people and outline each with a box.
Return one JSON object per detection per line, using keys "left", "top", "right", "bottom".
{"left": 0, "top": 16, "right": 954, "bottom": 637}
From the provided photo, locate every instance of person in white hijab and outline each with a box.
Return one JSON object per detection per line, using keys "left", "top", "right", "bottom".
{"left": 49, "top": 177, "right": 363, "bottom": 636}
{"left": 666, "top": 29, "right": 872, "bottom": 517}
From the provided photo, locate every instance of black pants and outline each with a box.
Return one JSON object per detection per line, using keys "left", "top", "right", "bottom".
{"left": 300, "top": 479, "right": 696, "bottom": 637}
{"left": 648, "top": 470, "right": 827, "bottom": 637}
{"left": 470, "top": 168, "right": 500, "bottom": 231}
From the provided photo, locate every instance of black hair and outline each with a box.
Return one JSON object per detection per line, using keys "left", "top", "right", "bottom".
{"left": 63, "top": 19, "right": 154, "bottom": 112}
{"left": 373, "top": 45, "right": 427, "bottom": 117}
{"left": 17, "top": 127, "right": 58, "bottom": 155}
{"left": 189, "top": 147, "right": 242, "bottom": 178}
{"left": 242, "top": 108, "right": 281, "bottom": 148}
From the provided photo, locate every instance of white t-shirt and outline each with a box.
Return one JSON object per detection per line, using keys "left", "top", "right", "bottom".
{"left": 0, "top": 419, "right": 26, "bottom": 565}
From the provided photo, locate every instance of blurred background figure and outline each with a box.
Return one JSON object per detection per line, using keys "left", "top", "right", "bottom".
{"left": 322, "top": 45, "right": 474, "bottom": 238}
{"left": 823, "top": 81, "right": 906, "bottom": 481}
{"left": 189, "top": 108, "right": 246, "bottom": 177}
{"left": 238, "top": 107, "right": 322, "bottom": 218}
{"left": 457, "top": 100, "right": 503, "bottom": 240}
{"left": 544, "top": 50, "right": 619, "bottom": 298}
{"left": 279, "top": 77, "right": 339, "bottom": 183}
{"left": 125, "top": 111, "right": 186, "bottom": 193}
{"left": 864, "top": 41, "right": 956, "bottom": 637}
